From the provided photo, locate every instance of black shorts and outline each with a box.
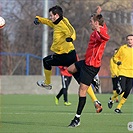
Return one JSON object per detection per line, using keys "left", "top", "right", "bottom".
{"left": 75, "top": 60, "right": 100, "bottom": 86}
{"left": 43, "top": 50, "right": 77, "bottom": 70}
{"left": 117, "top": 76, "right": 133, "bottom": 98}
{"left": 112, "top": 77, "right": 119, "bottom": 90}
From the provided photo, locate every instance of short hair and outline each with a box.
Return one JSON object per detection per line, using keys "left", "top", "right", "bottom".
{"left": 49, "top": 5, "right": 63, "bottom": 17}
{"left": 91, "top": 13, "right": 104, "bottom": 26}
{"left": 126, "top": 34, "right": 133, "bottom": 39}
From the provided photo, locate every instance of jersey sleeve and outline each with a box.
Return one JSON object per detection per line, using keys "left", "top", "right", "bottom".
{"left": 113, "top": 47, "right": 121, "bottom": 64}
{"left": 35, "top": 16, "right": 54, "bottom": 28}
{"left": 97, "top": 23, "right": 110, "bottom": 41}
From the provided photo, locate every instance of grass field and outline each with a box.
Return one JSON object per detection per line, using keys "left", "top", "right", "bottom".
{"left": 0, "top": 94, "right": 132, "bottom": 133}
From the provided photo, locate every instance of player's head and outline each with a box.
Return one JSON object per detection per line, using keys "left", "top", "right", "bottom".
{"left": 49, "top": 5, "right": 63, "bottom": 22}
{"left": 90, "top": 13, "right": 104, "bottom": 30}
{"left": 126, "top": 34, "right": 133, "bottom": 47}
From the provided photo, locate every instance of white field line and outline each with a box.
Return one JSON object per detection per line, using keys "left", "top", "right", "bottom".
{"left": 0, "top": 112, "right": 132, "bottom": 116}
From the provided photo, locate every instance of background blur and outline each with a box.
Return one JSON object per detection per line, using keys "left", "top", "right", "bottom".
{"left": 0, "top": 0, "right": 133, "bottom": 76}
{"left": 0, "top": 0, "right": 133, "bottom": 94}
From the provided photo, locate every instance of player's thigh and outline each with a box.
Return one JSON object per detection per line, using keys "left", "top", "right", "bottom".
{"left": 119, "top": 76, "right": 126, "bottom": 91}
{"left": 123, "top": 78, "right": 133, "bottom": 98}
{"left": 68, "top": 60, "right": 84, "bottom": 74}
{"left": 112, "top": 77, "right": 119, "bottom": 90}
{"left": 67, "top": 63, "right": 77, "bottom": 74}
{"left": 80, "top": 65, "right": 100, "bottom": 86}
{"left": 43, "top": 54, "right": 67, "bottom": 66}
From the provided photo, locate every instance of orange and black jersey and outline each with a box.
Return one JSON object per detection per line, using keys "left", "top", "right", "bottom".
{"left": 85, "top": 23, "right": 110, "bottom": 67}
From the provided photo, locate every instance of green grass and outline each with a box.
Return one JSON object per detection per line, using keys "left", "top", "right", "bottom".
{"left": 0, "top": 94, "right": 132, "bottom": 133}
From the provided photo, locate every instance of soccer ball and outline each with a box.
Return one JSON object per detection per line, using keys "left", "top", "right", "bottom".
{"left": 0, "top": 16, "right": 5, "bottom": 29}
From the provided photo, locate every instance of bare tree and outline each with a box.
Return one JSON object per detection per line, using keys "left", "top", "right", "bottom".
{"left": 1, "top": 0, "right": 44, "bottom": 75}
{"left": 0, "top": 0, "right": 132, "bottom": 75}
{"left": 55, "top": 0, "right": 132, "bottom": 56}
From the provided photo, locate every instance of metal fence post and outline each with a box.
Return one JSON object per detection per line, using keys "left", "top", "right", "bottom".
{"left": 26, "top": 54, "right": 30, "bottom": 75}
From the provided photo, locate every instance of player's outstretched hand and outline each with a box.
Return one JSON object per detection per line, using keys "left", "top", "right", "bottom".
{"left": 96, "top": 6, "right": 102, "bottom": 15}
{"left": 34, "top": 18, "right": 40, "bottom": 25}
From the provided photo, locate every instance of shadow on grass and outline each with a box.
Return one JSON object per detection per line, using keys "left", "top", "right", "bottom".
{"left": 2, "top": 120, "right": 68, "bottom": 128}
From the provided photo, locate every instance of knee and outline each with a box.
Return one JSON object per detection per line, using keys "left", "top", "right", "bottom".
{"left": 67, "top": 67, "right": 73, "bottom": 74}
{"left": 67, "top": 64, "right": 77, "bottom": 74}
{"left": 122, "top": 90, "right": 131, "bottom": 99}
{"left": 62, "top": 88, "right": 67, "bottom": 94}
{"left": 43, "top": 58, "right": 51, "bottom": 70}
{"left": 116, "top": 88, "right": 123, "bottom": 95}
{"left": 79, "top": 85, "right": 88, "bottom": 97}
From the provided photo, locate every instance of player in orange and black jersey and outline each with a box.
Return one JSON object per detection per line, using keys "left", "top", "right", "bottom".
{"left": 67, "top": 6, "right": 110, "bottom": 127}
{"left": 55, "top": 66, "right": 72, "bottom": 106}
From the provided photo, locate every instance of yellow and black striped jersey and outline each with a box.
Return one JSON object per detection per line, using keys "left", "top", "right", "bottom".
{"left": 110, "top": 57, "right": 118, "bottom": 77}
{"left": 113, "top": 44, "right": 133, "bottom": 78}
{"left": 36, "top": 16, "right": 76, "bottom": 54}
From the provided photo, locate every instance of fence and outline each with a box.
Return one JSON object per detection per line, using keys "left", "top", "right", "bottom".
{"left": 0, "top": 53, "right": 132, "bottom": 94}
{"left": 0, "top": 52, "right": 62, "bottom": 75}
{"left": 0, "top": 52, "right": 42, "bottom": 75}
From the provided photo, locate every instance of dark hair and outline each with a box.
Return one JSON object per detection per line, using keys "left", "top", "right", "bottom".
{"left": 91, "top": 13, "right": 104, "bottom": 26}
{"left": 49, "top": 5, "right": 63, "bottom": 17}
{"left": 126, "top": 34, "right": 133, "bottom": 39}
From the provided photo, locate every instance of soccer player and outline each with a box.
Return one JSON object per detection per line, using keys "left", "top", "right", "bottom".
{"left": 110, "top": 48, "right": 119, "bottom": 102}
{"left": 67, "top": 6, "right": 110, "bottom": 127}
{"left": 55, "top": 66, "right": 103, "bottom": 111}
{"left": 55, "top": 66, "right": 72, "bottom": 106}
{"left": 34, "top": 5, "right": 77, "bottom": 90}
{"left": 55, "top": 59, "right": 102, "bottom": 113}
{"left": 108, "top": 34, "right": 133, "bottom": 113}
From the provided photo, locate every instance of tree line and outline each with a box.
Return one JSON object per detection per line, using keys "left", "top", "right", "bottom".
{"left": 0, "top": 0, "right": 132, "bottom": 75}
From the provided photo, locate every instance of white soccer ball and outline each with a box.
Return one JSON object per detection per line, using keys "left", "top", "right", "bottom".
{"left": 0, "top": 16, "right": 5, "bottom": 29}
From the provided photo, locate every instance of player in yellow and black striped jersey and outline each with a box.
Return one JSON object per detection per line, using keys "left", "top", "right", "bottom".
{"left": 34, "top": 5, "right": 77, "bottom": 90}
{"left": 108, "top": 34, "right": 133, "bottom": 113}
{"left": 110, "top": 48, "right": 119, "bottom": 102}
